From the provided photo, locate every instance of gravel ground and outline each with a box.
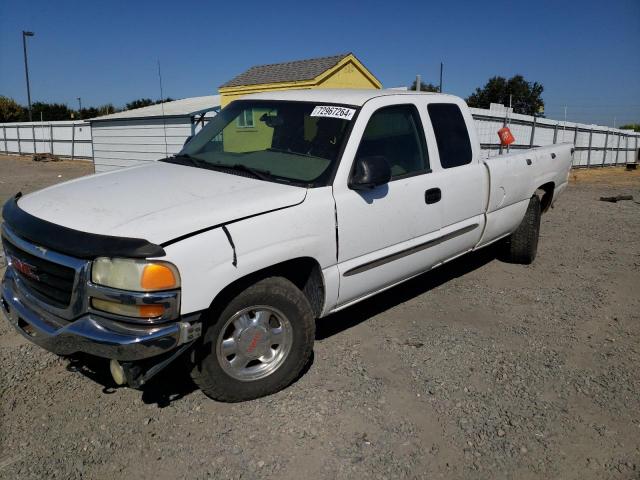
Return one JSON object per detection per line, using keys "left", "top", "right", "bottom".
{"left": 0, "top": 154, "right": 639, "bottom": 480}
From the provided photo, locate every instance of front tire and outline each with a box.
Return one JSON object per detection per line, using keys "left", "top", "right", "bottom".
{"left": 506, "top": 195, "right": 541, "bottom": 264}
{"left": 191, "top": 277, "right": 315, "bottom": 402}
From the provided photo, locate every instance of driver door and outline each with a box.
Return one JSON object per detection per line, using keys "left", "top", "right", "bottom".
{"left": 333, "top": 101, "right": 443, "bottom": 307}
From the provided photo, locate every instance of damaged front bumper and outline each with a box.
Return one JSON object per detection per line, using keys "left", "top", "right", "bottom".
{"left": 1, "top": 267, "right": 201, "bottom": 362}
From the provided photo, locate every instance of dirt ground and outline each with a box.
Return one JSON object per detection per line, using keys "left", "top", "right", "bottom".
{"left": 0, "top": 154, "right": 639, "bottom": 480}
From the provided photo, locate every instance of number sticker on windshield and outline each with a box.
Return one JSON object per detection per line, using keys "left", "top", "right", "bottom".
{"left": 311, "top": 106, "right": 356, "bottom": 120}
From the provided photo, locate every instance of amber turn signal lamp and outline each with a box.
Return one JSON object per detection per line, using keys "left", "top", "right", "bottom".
{"left": 137, "top": 304, "right": 166, "bottom": 318}
{"left": 141, "top": 264, "right": 178, "bottom": 290}
{"left": 91, "top": 298, "right": 165, "bottom": 318}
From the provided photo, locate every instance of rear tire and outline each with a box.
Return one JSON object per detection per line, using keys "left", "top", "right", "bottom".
{"left": 506, "top": 195, "right": 541, "bottom": 264}
{"left": 191, "top": 277, "right": 315, "bottom": 402}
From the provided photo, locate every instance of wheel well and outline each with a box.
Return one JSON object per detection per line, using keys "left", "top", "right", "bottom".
{"left": 206, "top": 258, "right": 325, "bottom": 319}
{"left": 536, "top": 182, "right": 555, "bottom": 213}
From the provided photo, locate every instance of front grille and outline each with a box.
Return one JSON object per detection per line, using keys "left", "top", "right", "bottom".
{"left": 3, "top": 239, "right": 75, "bottom": 308}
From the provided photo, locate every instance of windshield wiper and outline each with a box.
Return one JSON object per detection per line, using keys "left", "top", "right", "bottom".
{"left": 221, "top": 163, "right": 274, "bottom": 181}
{"left": 168, "top": 156, "right": 273, "bottom": 181}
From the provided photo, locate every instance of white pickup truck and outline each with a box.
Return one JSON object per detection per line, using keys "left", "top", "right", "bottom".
{"left": 1, "top": 89, "right": 573, "bottom": 401}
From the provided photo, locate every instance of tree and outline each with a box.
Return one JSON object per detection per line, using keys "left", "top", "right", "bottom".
{"left": 97, "top": 104, "right": 118, "bottom": 116}
{"left": 30, "top": 101, "right": 74, "bottom": 121}
{"left": 0, "top": 97, "right": 123, "bottom": 122}
{"left": 409, "top": 80, "right": 440, "bottom": 92}
{"left": 79, "top": 107, "right": 100, "bottom": 119}
{"left": 125, "top": 98, "right": 155, "bottom": 110}
{"left": 466, "top": 75, "right": 544, "bottom": 116}
{"left": 125, "top": 98, "right": 175, "bottom": 110}
{"left": 620, "top": 124, "right": 640, "bottom": 132}
{"left": 73, "top": 104, "right": 120, "bottom": 119}
{"left": 0, "top": 96, "right": 25, "bottom": 122}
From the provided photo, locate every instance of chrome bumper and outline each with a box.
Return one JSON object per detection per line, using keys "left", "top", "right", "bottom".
{"left": 1, "top": 268, "right": 201, "bottom": 361}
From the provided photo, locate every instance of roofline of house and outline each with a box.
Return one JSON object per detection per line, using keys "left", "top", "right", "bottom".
{"left": 89, "top": 106, "right": 220, "bottom": 123}
{"left": 219, "top": 53, "right": 381, "bottom": 91}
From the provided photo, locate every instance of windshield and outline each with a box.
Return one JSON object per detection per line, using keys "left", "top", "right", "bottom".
{"left": 175, "top": 100, "right": 357, "bottom": 186}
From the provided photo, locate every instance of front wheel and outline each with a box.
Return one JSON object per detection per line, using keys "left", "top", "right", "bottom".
{"left": 191, "top": 277, "right": 315, "bottom": 402}
{"left": 505, "top": 195, "right": 541, "bottom": 264}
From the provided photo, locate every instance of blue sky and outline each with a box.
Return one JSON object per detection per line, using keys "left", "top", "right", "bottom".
{"left": 1, "top": 0, "right": 638, "bottom": 126}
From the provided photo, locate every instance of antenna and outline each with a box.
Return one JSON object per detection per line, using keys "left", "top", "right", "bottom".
{"left": 157, "top": 60, "right": 168, "bottom": 158}
{"left": 506, "top": 94, "right": 513, "bottom": 153}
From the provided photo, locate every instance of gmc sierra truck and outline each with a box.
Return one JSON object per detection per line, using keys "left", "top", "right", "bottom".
{"left": 1, "top": 89, "right": 573, "bottom": 402}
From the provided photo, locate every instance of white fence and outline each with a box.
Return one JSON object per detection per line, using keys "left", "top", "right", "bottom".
{"left": 471, "top": 108, "right": 640, "bottom": 167}
{"left": 0, "top": 109, "right": 638, "bottom": 168}
{"left": 0, "top": 120, "right": 92, "bottom": 159}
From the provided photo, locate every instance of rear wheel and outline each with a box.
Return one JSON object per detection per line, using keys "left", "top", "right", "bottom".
{"left": 191, "top": 277, "right": 315, "bottom": 402}
{"left": 506, "top": 195, "right": 541, "bottom": 264}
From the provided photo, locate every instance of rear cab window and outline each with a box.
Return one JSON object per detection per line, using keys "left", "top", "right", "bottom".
{"left": 427, "top": 103, "right": 472, "bottom": 169}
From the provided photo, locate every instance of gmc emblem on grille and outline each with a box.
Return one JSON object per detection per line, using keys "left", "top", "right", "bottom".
{"left": 10, "top": 256, "right": 40, "bottom": 281}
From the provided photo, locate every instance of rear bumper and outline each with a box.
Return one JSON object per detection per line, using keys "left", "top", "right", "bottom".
{"left": 1, "top": 268, "right": 201, "bottom": 361}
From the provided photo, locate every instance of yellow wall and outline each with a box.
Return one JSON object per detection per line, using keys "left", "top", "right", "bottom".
{"left": 316, "top": 59, "right": 380, "bottom": 89}
{"left": 219, "top": 54, "right": 381, "bottom": 107}
{"left": 223, "top": 107, "right": 274, "bottom": 153}
{"left": 222, "top": 107, "right": 331, "bottom": 153}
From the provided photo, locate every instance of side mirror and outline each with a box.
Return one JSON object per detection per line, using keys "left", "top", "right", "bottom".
{"left": 183, "top": 135, "right": 193, "bottom": 147}
{"left": 349, "top": 155, "right": 391, "bottom": 190}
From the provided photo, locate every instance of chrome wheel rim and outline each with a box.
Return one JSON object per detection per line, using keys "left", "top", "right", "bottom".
{"left": 216, "top": 306, "right": 293, "bottom": 382}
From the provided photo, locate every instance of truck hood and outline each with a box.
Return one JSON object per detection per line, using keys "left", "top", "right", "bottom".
{"left": 16, "top": 162, "right": 307, "bottom": 245}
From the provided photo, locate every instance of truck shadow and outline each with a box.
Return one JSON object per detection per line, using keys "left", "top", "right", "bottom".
{"left": 139, "top": 358, "right": 197, "bottom": 407}
{"left": 66, "top": 352, "right": 197, "bottom": 407}
{"left": 315, "top": 243, "right": 502, "bottom": 340}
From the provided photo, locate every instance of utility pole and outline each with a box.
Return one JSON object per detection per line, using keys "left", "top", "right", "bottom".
{"left": 22, "top": 31, "right": 35, "bottom": 122}
{"left": 77, "top": 97, "right": 82, "bottom": 119}
{"left": 439, "top": 62, "right": 443, "bottom": 93}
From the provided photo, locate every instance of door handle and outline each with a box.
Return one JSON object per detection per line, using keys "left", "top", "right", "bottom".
{"left": 526, "top": 158, "right": 532, "bottom": 165}
{"left": 425, "top": 188, "right": 441, "bottom": 204}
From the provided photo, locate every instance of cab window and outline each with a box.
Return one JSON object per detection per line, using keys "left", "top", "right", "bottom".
{"left": 427, "top": 103, "right": 472, "bottom": 168}
{"left": 356, "top": 105, "right": 429, "bottom": 179}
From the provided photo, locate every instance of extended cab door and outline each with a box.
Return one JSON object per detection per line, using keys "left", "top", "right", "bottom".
{"left": 420, "top": 101, "right": 487, "bottom": 263}
{"left": 332, "top": 98, "right": 443, "bottom": 307}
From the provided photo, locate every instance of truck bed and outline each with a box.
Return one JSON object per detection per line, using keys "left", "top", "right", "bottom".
{"left": 477, "top": 143, "right": 573, "bottom": 247}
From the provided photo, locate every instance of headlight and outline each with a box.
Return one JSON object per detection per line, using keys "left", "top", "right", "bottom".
{"left": 91, "top": 257, "right": 180, "bottom": 292}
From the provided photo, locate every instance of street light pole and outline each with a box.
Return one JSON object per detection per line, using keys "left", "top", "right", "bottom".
{"left": 22, "top": 31, "right": 35, "bottom": 122}
{"left": 77, "top": 97, "right": 82, "bottom": 119}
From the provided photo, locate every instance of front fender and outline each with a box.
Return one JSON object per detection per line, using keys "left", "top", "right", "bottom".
{"left": 161, "top": 188, "right": 337, "bottom": 315}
